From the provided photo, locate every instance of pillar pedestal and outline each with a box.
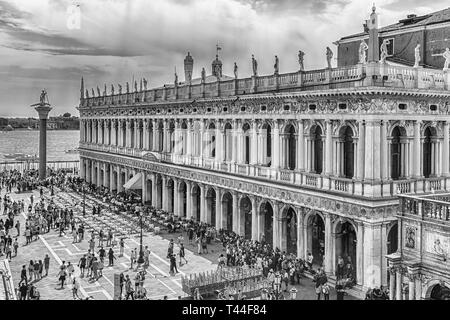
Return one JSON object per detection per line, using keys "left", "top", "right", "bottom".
{"left": 31, "top": 102, "right": 52, "bottom": 181}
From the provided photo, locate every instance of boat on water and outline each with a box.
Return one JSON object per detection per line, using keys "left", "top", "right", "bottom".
{"left": 3, "top": 153, "right": 38, "bottom": 161}
{"left": 2, "top": 125, "right": 14, "bottom": 132}
{"left": 3, "top": 153, "right": 26, "bottom": 159}
{"left": 65, "top": 148, "right": 79, "bottom": 154}
{"left": 15, "top": 154, "right": 38, "bottom": 161}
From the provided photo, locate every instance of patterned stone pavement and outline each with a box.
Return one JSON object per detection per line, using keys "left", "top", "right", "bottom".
{"left": 3, "top": 187, "right": 357, "bottom": 300}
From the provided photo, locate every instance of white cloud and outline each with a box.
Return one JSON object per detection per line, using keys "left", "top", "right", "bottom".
{"left": 0, "top": 0, "right": 447, "bottom": 116}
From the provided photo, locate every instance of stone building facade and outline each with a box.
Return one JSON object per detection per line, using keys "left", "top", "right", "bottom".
{"left": 387, "top": 193, "right": 450, "bottom": 300}
{"left": 335, "top": 6, "right": 450, "bottom": 68}
{"left": 78, "top": 9, "right": 450, "bottom": 295}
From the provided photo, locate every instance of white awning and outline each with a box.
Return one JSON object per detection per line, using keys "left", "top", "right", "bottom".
{"left": 123, "top": 172, "right": 142, "bottom": 190}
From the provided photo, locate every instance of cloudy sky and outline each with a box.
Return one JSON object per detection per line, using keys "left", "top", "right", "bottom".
{"left": 0, "top": 0, "right": 448, "bottom": 117}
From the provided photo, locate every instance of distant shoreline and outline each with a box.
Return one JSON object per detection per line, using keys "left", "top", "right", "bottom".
{"left": 1, "top": 128, "right": 79, "bottom": 131}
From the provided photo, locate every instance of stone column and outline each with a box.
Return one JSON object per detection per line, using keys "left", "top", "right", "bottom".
{"left": 152, "top": 120, "right": 158, "bottom": 152}
{"left": 216, "top": 124, "right": 224, "bottom": 164}
{"left": 389, "top": 267, "right": 396, "bottom": 300}
{"left": 250, "top": 122, "right": 258, "bottom": 165}
{"left": 199, "top": 120, "right": 205, "bottom": 159}
{"left": 103, "top": 163, "right": 108, "bottom": 188}
{"left": 34, "top": 103, "right": 52, "bottom": 180}
{"left": 408, "top": 273, "right": 415, "bottom": 300}
{"left": 272, "top": 121, "right": 280, "bottom": 169}
{"left": 173, "top": 178, "right": 179, "bottom": 216}
{"left": 91, "top": 162, "right": 96, "bottom": 185}
{"left": 142, "top": 119, "right": 148, "bottom": 150}
{"left": 272, "top": 202, "right": 280, "bottom": 249}
{"left": 186, "top": 120, "right": 192, "bottom": 157}
{"left": 200, "top": 184, "right": 206, "bottom": 222}
{"left": 151, "top": 174, "right": 157, "bottom": 208}
{"left": 357, "top": 120, "right": 365, "bottom": 179}
{"left": 117, "top": 167, "right": 123, "bottom": 193}
{"left": 380, "top": 121, "right": 388, "bottom": 180}
{"left": 231, "top": 120, "right": 238, "bottom": 164}
{"left": 297, "top": 120, "right": 304, "bottom": 171}
{"left": 324, "top": 213, "right": 332, "bottom": 274}
{"left": 186, "top": 181, "right": 192, "bottom": 219}
{"left": 325, "top": 120, "right": 333, "bottom": 175}
{"left": 396, "top": 269, "right": 403, "bottom": 300}
{"left": 297, "top": 207, "right": 305, "bottom": 259}
{"left": 215, "top": 188, "right": 223, "bottom": 230}
{"left": 109, "top": 165, "right": 114, "bottom": 192}
{"left": 356, "top": 222, "right": 364, "bottom": 285}
{"left": 80, "top": 158, "right": 85, "bottom": 180}
{"left": 415, "top": 275, "right": 422, "bottom": 300}
{"left": 444, "top": 121, "right": 450, "bottom": 176}
{"left": 141, "top": 171, "right": 147, "bottom": 204}
{"left": 110, "top": 121, "right": 116, "bottom": 146}
{"left": 251, "top": 196, "right": 258, "bottom": 240}
{"left": 125, "top": 119, "right": 131, "bottom": 147}
{"left": 162, "top": 176, "right": 168, "bottom": 211}
{"left": 232, "top": 191, "right": 239, "bottom": 234}
{"left": 413, "top": 120, "right": 421, "bottom": 177}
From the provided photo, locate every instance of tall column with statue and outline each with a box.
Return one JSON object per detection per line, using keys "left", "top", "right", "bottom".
{"left": 31, "top": 90, "right": 52, "bottom": 180}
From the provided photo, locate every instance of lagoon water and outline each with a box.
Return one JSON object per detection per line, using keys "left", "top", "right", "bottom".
{"left": 0, "top": 130, "right": 79, "bottom": 162}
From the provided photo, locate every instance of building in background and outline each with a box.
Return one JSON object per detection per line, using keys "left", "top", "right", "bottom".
{"left": 78, "top": 6, "right": 450, "bottom": 298}
{"left": 335, "top": 6, "right": 450, "bottom": 68}
{"left": 388, "top": 194, "right": 450, "bottom": 300}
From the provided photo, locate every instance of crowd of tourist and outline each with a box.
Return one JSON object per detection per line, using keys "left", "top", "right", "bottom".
{"left": 0, "top": 167, "right": 391, "bottom": 300}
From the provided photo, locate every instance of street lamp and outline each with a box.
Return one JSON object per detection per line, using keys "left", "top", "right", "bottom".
{"left": 82, "top": 184, "right": 86, "bottom": 216}
{"left": 273, "top": 272, "right": 282, "bottom": 300}
{"left": 137, "top": 211, "right": 145, "bottom": 267}
{"left": 290, "top": 287, "right": 297, "bottom": 300}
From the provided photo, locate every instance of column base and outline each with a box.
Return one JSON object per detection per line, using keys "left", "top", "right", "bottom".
{"left": 361, "top": 182, "right": 382, "bottom": 197}
{"left": 322, "top": 177, "right": 330, "bottom": 189}
{"left": 382, "top": 182, "right": 391, "bottom": 197}
{"left": 354, "top": 181, "right": 364, "bottom": 196}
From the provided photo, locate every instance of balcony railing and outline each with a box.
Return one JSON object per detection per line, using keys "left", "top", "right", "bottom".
{"left": 81, "top": 63, "right": 450, "bottom": 108}
{"left": 399, "top": 193, "right": 450, "bottom": 222}
{"left": 79, "top": 142, "right": 450, "bottom": 198}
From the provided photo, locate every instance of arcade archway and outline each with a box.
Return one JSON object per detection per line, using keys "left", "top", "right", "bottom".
{"left": 259, "top": 201, "right": 273, "bottom": 247}
{"left": 221, "top": 192, "right": 233, "bottom": 231}
{"left": 282, "top": 207, "right": 297, "bottom": 255}
{"left": 240, "top": 196, "right": 252, "bottom": 239}
{"left": 206, "top": 188, "right": 217, "bottom": 226}
{"left": 306, "top": 212, "right": 325, "bottom": 266}
{"left": 191, "top": 184, "right": 201, "bottom": 221}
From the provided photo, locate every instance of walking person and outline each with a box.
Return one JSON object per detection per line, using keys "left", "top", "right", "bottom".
{"left": 33, "top": 260, "right": 40, "bottom": 280}
{"left": 125, "top": 275, "right": 134, "bottom": 300}
{"left": 72, "top": 277, "right": 80, "bottom": 300}
{"left": 78, "top": 255, "right": 86, "bottom": 277}
{"left": 108, "top": 248, "right": 116, "bottom": 266}
{"left": 38, "top": 260, "right": 43, "bottom": 279}
{"left": 179, "top": 243, "right": 187, "bottom": 266}
{"left": 28, "top": 260, "right": 34, "bottom": 282}
{"left": 322, "top": 282, "right": 331, "bottom": 300}
{"left": 119, "top": 238, "right": 124, "bottom": 257}
{"left": 67, "top": 262, "right": 75, "bottom": 280}
{"left": 15, "top": 220, "right": 20, "bottom": 237}
{"left": 13, "top": 238, "right": 18, "bottom": 257}
{"left": 44, "top": 254, "right": 50, "bottom": 276}
{"left": 143, "top": 246, "right": 150, "bottom": 268}
{"left": 57, "top": 266, "right": 67, "bottom": 289}
{"left": 89, "top": 238, "right": 95, "bottom": 252}
{"left": 130, "top": 248, "right": 137, "bottom": 270}
{"left": 169, "top": 253, "right": 178, "bottom": 275}
{"left": 119, "top": 273, "right": 125, "bottom": 299}
{"left": 19, "top": 265, "right": 27, "bottom": 285}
